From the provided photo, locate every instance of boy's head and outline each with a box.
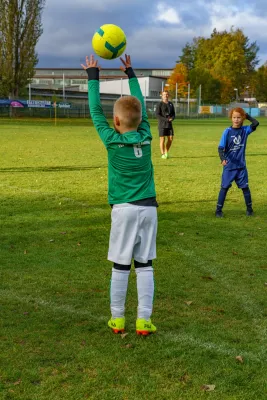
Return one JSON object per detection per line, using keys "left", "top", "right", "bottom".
{"left": 161, "top": 90, "right": 169, "bottom": 102}
{"left": 113, "top": 96, "right": 142, "bottom": 133}
{"left": 229, "top": 107, "right": 246, "bottom": 128}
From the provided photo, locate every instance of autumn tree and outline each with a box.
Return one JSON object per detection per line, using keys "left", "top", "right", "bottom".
{"left": 253, "top": 63, "right": 267, "bottom": 102}
{"left": 166, "top": 63, "right": 189, "bottom": 100}
{"left": 178, "top": 28, "right": 260, "bottom": 103}
{"left": 189, "top": 68, "right": 221, "bottom": 104}
{"left": 0, "top": 0, "right": 45, "bottom": 98}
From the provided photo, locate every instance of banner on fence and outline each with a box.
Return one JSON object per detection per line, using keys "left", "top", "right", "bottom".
{"left": 0, "top": 99, "right": 11, "bottom": 107}
{"left": 56, "top": 102, "right": 72, "bottom": 109}
{"left": 27, "top": 100, "right": 51, "bottom": 108}
{"left": 10, "top": 100, "right": 25, "bottom": 108}
{"left": 199, "top": 106, "right": 212, "bottom": 114}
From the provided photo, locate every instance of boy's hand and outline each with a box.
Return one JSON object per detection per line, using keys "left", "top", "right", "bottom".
{"left": 119, "top": 54, "right": 132, "bottom": 72}
{"left": 81, "top": 55, "right": 100, "bottom": 70}
{"left": 221, "top": 160, "right": 227, "bottom": 166}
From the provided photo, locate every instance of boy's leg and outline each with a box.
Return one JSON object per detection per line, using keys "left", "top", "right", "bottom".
{"left": 108, "top": 204, "right": 139, "bottom": 332}
{"left": 165, "top": 134, "right": 173, "bottom": 158}
{"left": 109, "top": 264, "right": 131, "bottom": 333}
{"left": 135, "top": 261, "right": 154, "bottom": 320}
{"left": 159, "top": 136, "right": 166, "bottom": 157}
{"left": 242, "top": 188, "right": 253, "bottom": 215}
{"left": 133, "top": 206, "right": 157, "bottom": 334}
{"left": 236, "top": 168, "right": 253, "bottom": 215}
{"left": 216, "top": 187, "right": 229, "bottom": 217}
{"left": 110, "top": 265, "right": 131, "bottom": 319}
{"left": 135, "top": 261, "right": 156, "bottom": 335}
{"left": 215, "top": 169, "right": 234, "bottom": 217}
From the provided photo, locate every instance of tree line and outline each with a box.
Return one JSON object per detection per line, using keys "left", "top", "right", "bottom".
{"left": 167, "top": 28, "right": 267, "bottom": 104}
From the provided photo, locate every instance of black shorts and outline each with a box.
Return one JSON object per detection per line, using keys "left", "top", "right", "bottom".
{"left": 159, "top": 128, "right": 174, "bottom": 137}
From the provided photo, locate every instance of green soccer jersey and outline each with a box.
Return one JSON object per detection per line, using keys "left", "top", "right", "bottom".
{"left": 88, "top": 76, "right": 156, "bottom": 205}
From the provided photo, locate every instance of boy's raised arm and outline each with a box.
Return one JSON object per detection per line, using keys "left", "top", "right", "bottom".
{"left": 246, "top": 113, "right": 259, "bottom": 131}
{"left": 120, "top": 54, "right": 151, "bottom": 137}
{"left": 81, "top": 55, "right": 114, "bottom": 146}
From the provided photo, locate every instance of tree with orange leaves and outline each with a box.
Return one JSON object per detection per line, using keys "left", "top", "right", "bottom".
{"left": 166, "top": 63, "right": 189, "bottom": 100}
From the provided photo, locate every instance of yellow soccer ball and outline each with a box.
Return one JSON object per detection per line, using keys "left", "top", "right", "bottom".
{"left": 92, "top": 24, "right": 127, "bottom": 60}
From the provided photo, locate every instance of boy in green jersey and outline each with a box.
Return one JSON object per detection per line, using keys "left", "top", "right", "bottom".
{"left": 82, "top": 54, "right": 157, "bottom": 335}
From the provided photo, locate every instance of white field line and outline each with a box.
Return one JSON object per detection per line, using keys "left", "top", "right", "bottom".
{"left": 163, "top": 332, "right": 266, "bottom": 363}
{"left": 1, "top": 289, "right": 266, "bottom": 363}
{"left": 0, "top": 289, "right": 107, "bottom": 321}
{"left": 175, "top": 246, "right": 267, "bottom": 342}
{"left": 174, "top": 245, "right": 265, "bottom": 320}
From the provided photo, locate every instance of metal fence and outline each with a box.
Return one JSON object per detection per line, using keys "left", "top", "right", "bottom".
{"left": 0, "top": 98, "right": 265, "bottom": 119}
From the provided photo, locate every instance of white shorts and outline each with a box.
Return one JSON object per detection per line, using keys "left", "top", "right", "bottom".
{"left": 108, "top": 203, "right": 157, "bottom": 265}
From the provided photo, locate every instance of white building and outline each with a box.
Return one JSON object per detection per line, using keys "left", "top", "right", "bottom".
{"left": 30, "top": 67, "right": 172, "bottom": 100}
{"left": 100, "top": 76, "right": 166, "bottom": 98}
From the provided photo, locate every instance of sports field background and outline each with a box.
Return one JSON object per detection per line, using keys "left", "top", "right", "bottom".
{"left": 1, "top": 118, "right": 267, "bottom": 399}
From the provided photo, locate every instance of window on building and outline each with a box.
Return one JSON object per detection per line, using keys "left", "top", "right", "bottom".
{"left": 71, "top": 79, "right": 87, "bottom": 85}
{"left": 39, "top": 79, "right": 54, "bottom": 85}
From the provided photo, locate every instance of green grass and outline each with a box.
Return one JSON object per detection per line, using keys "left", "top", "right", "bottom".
{"left": 0, "top": 117, "right": 267, "bottom": 400}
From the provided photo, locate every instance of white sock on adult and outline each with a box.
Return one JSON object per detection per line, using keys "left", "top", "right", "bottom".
{"left": 136, "top": 266, "right": 154, "bottom": 320}
{"left": 110, "top": 268, "right": 130, "bottom": 319}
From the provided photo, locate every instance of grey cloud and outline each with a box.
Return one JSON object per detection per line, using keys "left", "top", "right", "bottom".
{"left": 37, "top": 0, "right": 267, "bottom": 68}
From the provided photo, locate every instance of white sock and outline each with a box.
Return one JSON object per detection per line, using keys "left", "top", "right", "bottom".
{"left": 136, "top": 266, "right": 154, "bottom": 320}
{"left": 110, "top": 268, "right": 130, "bottom": 319}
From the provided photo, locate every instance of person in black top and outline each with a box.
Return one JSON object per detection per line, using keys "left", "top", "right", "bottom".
{"left": 155, "top": 90, "right": 175, "bottom": 159}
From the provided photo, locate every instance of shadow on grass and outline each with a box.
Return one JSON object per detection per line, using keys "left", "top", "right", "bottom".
{"left": 0, "top": 165, "right": 106, "bottom": 173}
{"left": 160, "top": 199, "right": 217, "bottom": 205}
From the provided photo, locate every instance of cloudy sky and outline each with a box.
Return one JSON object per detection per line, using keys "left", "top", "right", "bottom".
{"left": 37, "top": 0, "right": 267, "bottom": 69}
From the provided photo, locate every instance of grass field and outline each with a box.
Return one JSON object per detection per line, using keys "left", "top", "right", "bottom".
{"left": 0, "top": 117, "right": 267, "bottom": 400}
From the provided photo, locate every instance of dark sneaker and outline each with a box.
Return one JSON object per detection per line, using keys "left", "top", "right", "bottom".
{"left": 215, "top": 210, "right": 224, "bottom": 218}
{"left": 246, "top": 209, "right": 254, "bottom": 216}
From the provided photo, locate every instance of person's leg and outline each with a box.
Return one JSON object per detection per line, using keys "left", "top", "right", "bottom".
{"left": 134, "top": 261, "right": 156, "bottom": 335}
{"left": 133, "top": 206, "right": 157, "bottom": 335}
{"left": 242, "top": 187, "right": 253, "bottom": 215}
{"left": 215, "top": 169, "right": 235, "bottom": 217}
{"left": 108, "top": 204, "right": 138, "bottom": 333}
{"left": 159, "top": 136, "right": 166, "bottom": 158}
{"left": 165, "top": 135, "right": 173, "bottom": 157}
{"left": 215, "top": 187, "right": 229, "bottom": 217}
{"left": 236, "top": 168, "right": 253, "bottom": 215}
{"left": 135, "top": 261, "right": 154, "bottom": 320}
{"left": 108, "top": 263, "right": 131, "bottom": 333}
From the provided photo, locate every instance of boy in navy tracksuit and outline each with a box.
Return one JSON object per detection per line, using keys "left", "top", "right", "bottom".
{"left": 215, "top": 107, "right": 259, "bottom": 217}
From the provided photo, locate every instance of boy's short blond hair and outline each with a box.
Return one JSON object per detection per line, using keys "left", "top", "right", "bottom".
{"left": 114, "top": 96, "right": 141, "bottom": 129}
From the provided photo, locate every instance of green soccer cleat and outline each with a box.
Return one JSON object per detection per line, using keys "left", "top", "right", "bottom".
{"left": 161, "top": 154, "right": 167, "bottom": 159}
{"left": 136, "top": 318, "right": 157, "bottom": 336}
{"left": 108, "top": 317, "right": 125, "bottom": 334}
